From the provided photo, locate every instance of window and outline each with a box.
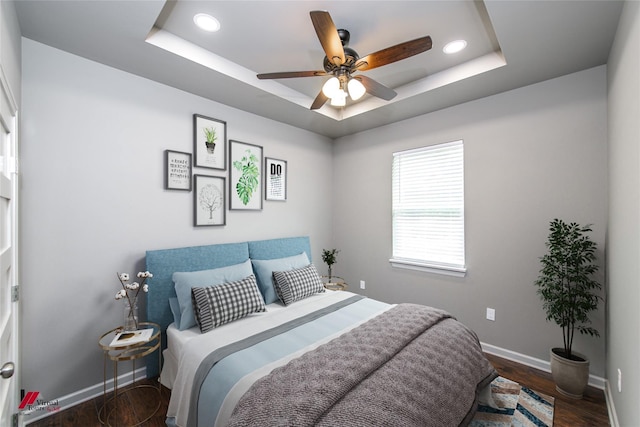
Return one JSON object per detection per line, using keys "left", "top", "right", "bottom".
{"left": 391, "top": 140, "right": 465, "bottom": 276}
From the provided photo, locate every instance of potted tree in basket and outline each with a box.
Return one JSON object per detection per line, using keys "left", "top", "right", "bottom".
{"left": 534, "top": 218, "right": 602, "bottom": 399}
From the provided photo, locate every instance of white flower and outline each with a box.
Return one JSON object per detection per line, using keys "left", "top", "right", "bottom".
{"left": 115, "top": 289, "right": 126, "bottom": 300}
{"left": 119, "top": 273, "right": 130, "bottom": 281}
{"left": 137, "top": 271, "right": 153, "bottom": 279}
{"left": 142, "top": 284, "right": 149, "bottom": 292}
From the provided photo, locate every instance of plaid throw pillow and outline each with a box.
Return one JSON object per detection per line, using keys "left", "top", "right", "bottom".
{"left": 272, "top": 264, "right": 325, "bottom": 306}
{"left": 191, "top": 275, "right": 266, "bottom": 333}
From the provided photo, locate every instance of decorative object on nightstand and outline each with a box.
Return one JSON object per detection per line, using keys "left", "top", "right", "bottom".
{"left": 322, "top": 276, "right": 348, "bottom": 291}
{"left": 321, "top": 248, "right": 347, "bottom": 290}
{"left": 98, "top": 322, "right": 162, "bottom": 426}
{"left": 321, "top": 248, "right": 340, "bottom": 282}
{"left": 115, "top": 271, "right": 152, "bottom": 331}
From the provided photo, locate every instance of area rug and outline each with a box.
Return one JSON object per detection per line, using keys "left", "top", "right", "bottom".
{"left": 470, "top": 376, "right": 555, "bottom": 427}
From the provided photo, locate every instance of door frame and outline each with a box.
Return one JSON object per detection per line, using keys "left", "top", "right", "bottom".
{"left": 0, "top": 64, "right": 21, "bottom": 427}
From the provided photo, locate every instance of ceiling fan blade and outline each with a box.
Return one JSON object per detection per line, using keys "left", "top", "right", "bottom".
{"left": 354, "top": 75, "right": 397, "bottom": 101}
{"left": 257, "top": 70, "right": 328, "bottom": 79}
{"left": 355, "top": 36, "right": 432, "bottom": 71}
{"left": 310, "top": 11, "right": 345, "bottom": 66}
{"left": 310, "top": 90, "right": 329, "bottom": 110}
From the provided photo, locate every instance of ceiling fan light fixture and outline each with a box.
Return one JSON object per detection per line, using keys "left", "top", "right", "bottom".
{"left": 322, "top": 77, "right": 341, "bottom": 98}
{"left": 193, "top": 13, "right": 220, "bottom": 32}
{"left": 443, "top": 40, "right": 467, "bottom": 54}
{"left": 347, "top": 78, "right": 366, "bottom": 101}
{"left": 330, "top": 90, "right": 347, "bottom": 106}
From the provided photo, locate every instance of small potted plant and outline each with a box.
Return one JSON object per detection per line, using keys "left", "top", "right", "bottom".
{"left": 534, "top": 218, "right": 601, "bottom": 398}
{"left": 203, "top": 126, "right": 217, "bottom": 154}
{"left": 322, "top": 249, "right": 340, "bottom": 283}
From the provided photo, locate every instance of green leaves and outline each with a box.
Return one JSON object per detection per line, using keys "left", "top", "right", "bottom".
{"left": 534, "top": 218, "right": 602, "bottom": 358}
{"left": 233, "top": 150, "right": 259, "bottom": 205}
{"left": 322, "top": 249, "right": 340, "bottom": 266}
{"left": 203, "top": 127, "right": 217, "bottom": 144}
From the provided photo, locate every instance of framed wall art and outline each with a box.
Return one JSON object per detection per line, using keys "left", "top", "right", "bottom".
{"left": 165, "top": 150, "right": 192, "bottom": 191}
{"left": 229, "top": 140, "right": 263, "bottom": 210}
{"left": 194, "top": 114, "right": 226, "bottom": 170}
{"left": 265, "top": 157, "right": 287, "bottom": 201}
{"left": 194, "top": 174, "right": 226, "bottom": 226}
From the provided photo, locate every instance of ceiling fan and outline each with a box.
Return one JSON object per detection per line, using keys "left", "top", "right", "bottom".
{"left": 257, "top": 10, "right": 433, "bottom": 110}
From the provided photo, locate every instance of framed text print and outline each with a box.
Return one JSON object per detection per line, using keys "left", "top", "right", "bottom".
{"left": 265, "top": 157, "right": 287, "bottom": 201}
{"left": 165, "top": 150, "right": 192, "bottom": 191}
{"left": 229, "top": 140, "right": 263, "bottom": 210}
{"left": 194, "top": 175, "right": 226, "bottom": 226}
{"left": 193, "top": 114, "right": 226, "bottom": 170}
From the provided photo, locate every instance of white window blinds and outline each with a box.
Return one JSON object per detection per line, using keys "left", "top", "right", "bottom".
{"left": 391, "top": 140, "right": 465, "bottom": 274}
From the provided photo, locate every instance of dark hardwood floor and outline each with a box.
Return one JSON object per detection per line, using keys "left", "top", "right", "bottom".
{"left": 485, "top": 353, "right": 610, "bottom": 427}
{"left": 28, "top": 353, "right": 609, "bottom": 426}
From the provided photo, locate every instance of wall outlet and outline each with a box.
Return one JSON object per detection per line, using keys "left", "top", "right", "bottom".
{"left": 618, "top": 368, "right": 622, "bottom": 393}
{"left": 486, "top": 307, "right": 496, "bottom": 321}
{"left": 360, "top": 280, "right": 366, "bottom": 290}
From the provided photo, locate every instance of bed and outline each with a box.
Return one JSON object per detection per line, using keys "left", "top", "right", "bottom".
{"left": 145, "top": 236, "right": 497, "bottom": 427}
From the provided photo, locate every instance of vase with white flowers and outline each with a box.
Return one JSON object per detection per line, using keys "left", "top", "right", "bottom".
{"left": 116, "top": 271, "right": 152, "bottom": 331}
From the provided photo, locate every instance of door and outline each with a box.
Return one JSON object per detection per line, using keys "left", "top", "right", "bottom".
{"left": 0, "top": 70, "right": 19, "bottom": 427}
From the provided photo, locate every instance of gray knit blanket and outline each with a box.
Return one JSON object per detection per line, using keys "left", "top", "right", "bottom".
{"left": 227, "top": 303, "right": 497, "bottom": 427}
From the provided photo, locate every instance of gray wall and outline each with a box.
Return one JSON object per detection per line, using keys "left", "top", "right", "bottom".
{"left": 332, "top": 66, "right": 608, "bottom": 377}
{"left": 607, "top": 1, "right": 640, "bottom": 425}
{"left": 20, "top": 39, "right": 333, "bottom": 400}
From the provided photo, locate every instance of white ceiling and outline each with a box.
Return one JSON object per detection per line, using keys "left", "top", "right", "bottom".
{"left": 14, "top": 0, "right": 623, "bottom": 139}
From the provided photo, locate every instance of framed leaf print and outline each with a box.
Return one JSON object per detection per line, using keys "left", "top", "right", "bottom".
{"left": 229, "top": 140, "right": 263, "bottom": 210}
{"left": 194, "top": 114, "right": 226, "bottom": 170}
{"left": 194, "top": 175, "right": 226, "bottom": 226}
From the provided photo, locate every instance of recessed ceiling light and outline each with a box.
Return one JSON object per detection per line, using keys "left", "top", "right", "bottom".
{"left": 443, "top": 40, "right": 467, "bottom": 54}
{"left": 194, "top": 13, "right": 220, "bottom": 32}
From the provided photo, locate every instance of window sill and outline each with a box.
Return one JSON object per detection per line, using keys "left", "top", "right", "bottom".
{"left": 389, "top": 258, "right": 467, "bottom": 277}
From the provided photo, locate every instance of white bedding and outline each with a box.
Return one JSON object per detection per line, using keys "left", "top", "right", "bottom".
{"left": 163, "top": 290, "right": 392, "bottom": 427}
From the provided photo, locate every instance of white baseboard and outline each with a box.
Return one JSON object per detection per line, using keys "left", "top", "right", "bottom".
{"left": 604, "top": 379, "right": 620, "bottom": 427}
{"left": 480, "top": 342, "right": 606, "bottom": 390}
{"left": 23, "top": 367, "right": 146, "bottom": 425}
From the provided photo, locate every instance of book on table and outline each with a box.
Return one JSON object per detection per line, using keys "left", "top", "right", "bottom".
{"left": 109, "top": 328, "right": 153, "bottom": 347}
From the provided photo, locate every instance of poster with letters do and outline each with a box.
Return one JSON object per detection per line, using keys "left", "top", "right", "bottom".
{"left": 265, "top": 157, "right": 287, "bottom": 201}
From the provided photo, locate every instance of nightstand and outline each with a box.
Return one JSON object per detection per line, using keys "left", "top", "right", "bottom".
{"left": 98, "top": 322, "right": 162, "bottom": 426}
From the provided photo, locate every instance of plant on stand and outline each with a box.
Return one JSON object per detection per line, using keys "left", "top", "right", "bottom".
{"left": 534, "top": 218, "right": 601, "bottom": 398}
{"left": 322, "top": 249, "right": 340, "bottom": 283}
{"left": 116, "top": 271, "right": 152, "bottom": 331}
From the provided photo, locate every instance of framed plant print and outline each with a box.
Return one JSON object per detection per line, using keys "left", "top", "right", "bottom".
{"left": 229, "top": 140, "right": 263, "bottom": 210}
{"left": 165, "top": 150, "right": 192, "bottom": 191}
{"left": 265, "top": 157, "right": 287, "bottom": 201}
{"left": 194, "top": 175, "right": 226, "bottom": 226}
{"left": 194, "top": 114, "right": 226, "bottom": 170}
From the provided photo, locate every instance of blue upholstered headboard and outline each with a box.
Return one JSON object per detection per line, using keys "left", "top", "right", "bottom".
{"left": 144, "top": 236, "right": 311, "bottom": 377}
